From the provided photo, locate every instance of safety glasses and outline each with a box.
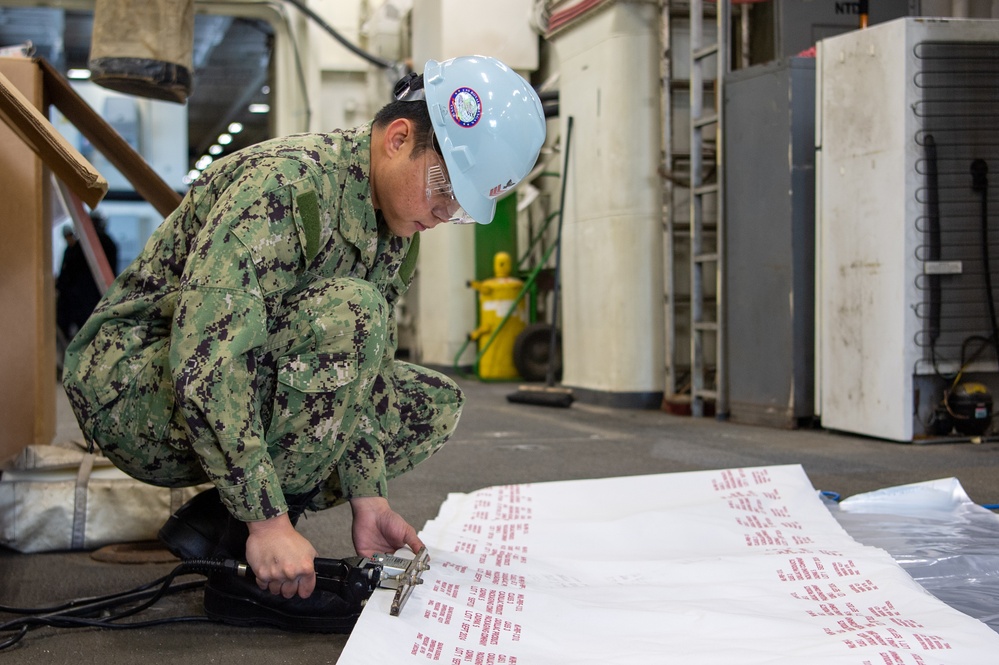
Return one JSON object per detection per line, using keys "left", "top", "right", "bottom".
{"left": 425, "top": 135, "right": 475, "bottom": 225}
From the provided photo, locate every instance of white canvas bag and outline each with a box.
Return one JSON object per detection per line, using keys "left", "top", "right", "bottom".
{"left": 0, "top": 442, "right": 208, "bottom": 553}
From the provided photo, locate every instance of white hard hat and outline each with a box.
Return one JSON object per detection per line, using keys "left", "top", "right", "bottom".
{"left": 423, "top": 56, "right": 546, "bottom": 224}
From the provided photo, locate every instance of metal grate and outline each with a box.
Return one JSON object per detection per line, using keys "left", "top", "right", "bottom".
{"left": 914, "top": 41, "right": 999, "bottom": 374}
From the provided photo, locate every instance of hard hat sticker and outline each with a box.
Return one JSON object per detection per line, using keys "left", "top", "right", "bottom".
{"left": 449, "top": 87, "right": 481, "bottom": 127}
{"left": 489, "top": 180, "right": 516, "bottom": 197}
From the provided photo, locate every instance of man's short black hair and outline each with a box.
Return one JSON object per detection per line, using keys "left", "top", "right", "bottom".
{"left": 373, "top": 99, "right": 435, "bottom": 157}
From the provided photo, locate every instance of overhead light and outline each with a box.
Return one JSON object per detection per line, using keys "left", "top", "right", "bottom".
{"left": 196, "top": 155, "right": 213, "bottom": 170}
{"left": 249, "top": 103, "right": 269, "bottom": 114}
{"left": 67, "top": 69, "right": 91, "bottom": 80}
{"left": 217, "top": 133, "right": 232, "bottom": 145}
{"left": 228, "top": 122, "right": 243, "bottom": 134}
{"left": 208, "top": 144, "right": 223, "bottom": 155}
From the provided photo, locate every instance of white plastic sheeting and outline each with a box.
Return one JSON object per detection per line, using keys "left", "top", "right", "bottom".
{"left": 340, "top": 465, "right": 999, "bottom": 664}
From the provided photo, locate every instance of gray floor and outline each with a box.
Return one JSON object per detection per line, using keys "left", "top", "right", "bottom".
{"left": 3, "top": 374, "right": 999, "bottom": 663}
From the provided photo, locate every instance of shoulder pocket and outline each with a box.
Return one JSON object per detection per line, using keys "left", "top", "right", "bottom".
{"left": 228, "top": 186, "right": 304, "bottom": 297}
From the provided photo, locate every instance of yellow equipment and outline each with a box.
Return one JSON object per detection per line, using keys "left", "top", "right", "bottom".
{"left": 468, "top": 252, "right": 527, "bottom": 380}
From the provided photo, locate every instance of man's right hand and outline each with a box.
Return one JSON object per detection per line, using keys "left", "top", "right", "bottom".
{"left": 245, "top": 513, "right": 319, "bottom": 599}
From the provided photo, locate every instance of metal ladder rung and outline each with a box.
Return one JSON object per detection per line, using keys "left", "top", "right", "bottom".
{"left": 692, "top": 388, "right": 719, "bottom": 400}
{"left": 693, "top": 44, "right": 719, "bottom": 61}
{"left": 671, "top": 229, "right": 720, "bottom": 237}
{"left": 668, "top": 297, "right": 719, "bottom": 307}
{"left": 670, "top": 79, "right": 720, "bottom": 92}
{"left": 693, "top": 183, "right": 719, "bottom": 196}
{"left": 693, "top": 113, "right": 718, "bottom": 128}
{"left": 694, "top": 253, "right": 718, "bottom": 263}
{"left": 693, "top": 321, "right": 718, "bottom": 332}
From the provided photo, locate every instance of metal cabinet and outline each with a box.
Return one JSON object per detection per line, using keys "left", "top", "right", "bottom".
{"left": 723, "top": 57, "right": 816, "bottom": 428}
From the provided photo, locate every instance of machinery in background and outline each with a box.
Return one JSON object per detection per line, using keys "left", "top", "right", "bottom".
{"left": 815, "top": 18, "right": 999, "bottom": 442}
{"left": 935, "top": 382, "right": 994, "bottom": 437}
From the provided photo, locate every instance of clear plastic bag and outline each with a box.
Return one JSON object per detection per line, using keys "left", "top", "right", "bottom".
{"left": 823, "top": 477, "right": 999, "bottom": 632}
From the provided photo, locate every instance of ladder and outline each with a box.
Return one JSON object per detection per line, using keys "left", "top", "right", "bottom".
{"left": 661, "top": 0, "right": 731, "bottom": 418}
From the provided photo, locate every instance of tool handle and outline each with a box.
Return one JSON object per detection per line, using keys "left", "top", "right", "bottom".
{"left": 231, "top": 556, "right": 375, "bottom": 586}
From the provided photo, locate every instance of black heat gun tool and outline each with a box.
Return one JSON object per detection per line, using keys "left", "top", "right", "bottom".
{"left": 229, "top": 546, "right": 431, "bottom": 617}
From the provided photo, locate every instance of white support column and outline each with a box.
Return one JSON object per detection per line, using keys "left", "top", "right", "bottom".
{"left": 548, "top": 1, "right": 666, "bottom": 406}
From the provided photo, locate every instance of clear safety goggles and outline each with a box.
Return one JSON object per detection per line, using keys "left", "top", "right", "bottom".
{"left": 425, "top": 137, "right": 475, "bottom": 225}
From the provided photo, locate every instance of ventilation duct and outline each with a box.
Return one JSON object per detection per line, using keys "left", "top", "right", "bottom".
{"left": 88, "top": 0, "right": 194, "bottom": 104}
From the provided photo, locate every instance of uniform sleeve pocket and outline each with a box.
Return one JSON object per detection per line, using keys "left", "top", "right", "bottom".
{"left": 277, "top": 353, "right": 357, "bottom": 392}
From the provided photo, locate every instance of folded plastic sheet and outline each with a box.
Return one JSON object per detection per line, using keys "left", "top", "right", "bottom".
{"left": 340, "top": 465, "right": 999, "bottom": 664}
{"left": 825, "top": 477, "right": 999, "bottom": 633}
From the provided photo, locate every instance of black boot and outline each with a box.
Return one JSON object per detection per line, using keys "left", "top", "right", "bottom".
{"left": 159, "top": 487, "right": 318, "bottom": 560}
{"left": 158, "top": 488, "right": 247, "bottom": 560}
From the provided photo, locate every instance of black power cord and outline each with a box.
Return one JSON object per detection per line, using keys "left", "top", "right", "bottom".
{"left": 0, "top": 559, "right": 239, "bottom": 651}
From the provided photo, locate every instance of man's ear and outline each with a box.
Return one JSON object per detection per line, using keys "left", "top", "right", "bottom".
{"left": 383, "top": 118, "right": 413, "bottom": 158}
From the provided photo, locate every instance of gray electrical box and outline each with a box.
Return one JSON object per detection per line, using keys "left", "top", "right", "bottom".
{"left": 723, "top": 57, "right": 816, "bottom": 428}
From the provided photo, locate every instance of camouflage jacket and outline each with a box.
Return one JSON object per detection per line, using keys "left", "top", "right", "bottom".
{"left": 65, "top": 124, "right": 417, "bottom": 520}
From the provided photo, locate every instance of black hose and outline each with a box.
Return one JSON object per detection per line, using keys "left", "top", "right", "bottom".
{"left": 0, "top": 559, "right": 238, "bottom": 650}
{"left": 547, "top": 116, "right": 573, "bottom": 388}
{"left": 283, "top": 0, "right": 401, "bottom": 71}
{"left": 971, "top": 159, "right": 999, "bottom": 361}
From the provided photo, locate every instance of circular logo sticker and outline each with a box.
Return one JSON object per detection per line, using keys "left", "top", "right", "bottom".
{"left": 449, "top": 87, "right": 481, "bottom": 127}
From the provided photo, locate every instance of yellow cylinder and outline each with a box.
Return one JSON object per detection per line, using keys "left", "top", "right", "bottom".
{"left": 469, "top": 252, "right": 526, "bottom": 380}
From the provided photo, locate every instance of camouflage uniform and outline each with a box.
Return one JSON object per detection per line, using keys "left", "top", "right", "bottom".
{"left": 62, "top": 124, "right": 464, "bottom": 523}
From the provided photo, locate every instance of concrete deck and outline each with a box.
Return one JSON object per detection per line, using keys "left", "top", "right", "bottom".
{"left": 2, "top": 374, "right": 998, "bottom": 662}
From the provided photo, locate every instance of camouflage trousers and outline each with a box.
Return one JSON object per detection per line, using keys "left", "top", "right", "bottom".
{"left": 84, "top": 277, "right": 464, "bottom": 513}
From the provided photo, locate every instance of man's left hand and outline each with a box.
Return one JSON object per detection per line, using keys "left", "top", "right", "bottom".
{"left": 349, "top": 496, "right": 424, "bottom": 557}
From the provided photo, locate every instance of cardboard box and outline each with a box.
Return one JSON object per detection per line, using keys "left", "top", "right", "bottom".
{"left": 0, "top": 57, "right": 57, "bottom": 461}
